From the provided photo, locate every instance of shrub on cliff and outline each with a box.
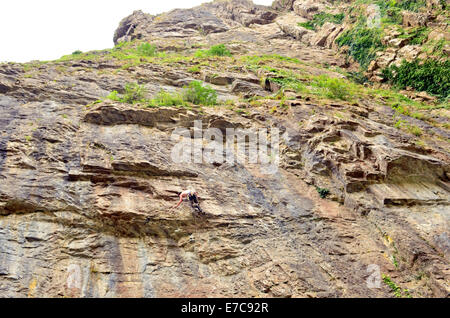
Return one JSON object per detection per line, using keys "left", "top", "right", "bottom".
{"left": 195, "top": 44, "right": 232, "bottom": 58}
{"left": 137, "top": 43, "right": 157, "bottom": 57}
{"left": 382, "top": 59, "right": 450, "bottom": 100}
{"left": 107, "top": 83, "right": 147, "bottom": 104}
{"left": 182, "top": 81, "right": 217, "bottom": 106}
{"left": 148, "top": 90, "right": 186, "bottom": 107}
{"left": 336, "top": 24, "right": 384, "bottom": 69}
{"left": 314, "top": 76, "right": 353, "bottom": 101}
{"left": 122, "top": 83, "right": 147, "bottom": 103}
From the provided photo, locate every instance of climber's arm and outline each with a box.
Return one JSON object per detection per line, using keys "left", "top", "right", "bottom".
{"left": 171, "top": 195, "right": 183, "bottom": 210}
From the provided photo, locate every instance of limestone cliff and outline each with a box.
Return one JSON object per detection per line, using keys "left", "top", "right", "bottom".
{"left": 0, "top": 0, "right": 449, "bottom": 298}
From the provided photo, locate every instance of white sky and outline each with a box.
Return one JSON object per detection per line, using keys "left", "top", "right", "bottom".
{"left": 0, "top": 0, "right": 273, "bottom": 63}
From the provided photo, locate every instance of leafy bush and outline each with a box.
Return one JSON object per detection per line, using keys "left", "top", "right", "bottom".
{"left": 298, "top": 22, "right": 315, "bottom": 30}
{"left": 137, "top": 43, "right": 157, "bottom": 57}
{"left": 72, "top": 50, "right": 83, "bottom": 55}
{"left": 269, "top": 76, "right": 305, "bottom": 93}
{"left": 107, "top": 83, "right": 147, "bottom": 104}
{"left": 195, "top": 44, "right": 232, "bottom": 58}
{"left": 336, "top": 25, "right": 385, "bottom": 69}
{"left": 182, "top": 81, "right": 217, "bottom": 106}
{"left": 107, "top": 82, "right": 218, "bottom": 107}
{"left": 208, "top": 44, "right": 232, "bottom": 56}
{"left": 298, "top": 12, "right": 345, "bottom": 30}
{"left": 382, "top": 59, "right": 450, "bottom": 100}
{"left": 107, "top": 90, "right": 121, "bottom": 102}
{"left": 316, "top": 187, "right": 330, "bottom": 199}
{"left": 314, "top": 76, "right": 352, "bottom": 101}
{"left": 122, "top": 83, "right": 147, "bottom": 103}
{"left": 148, "top": 90, "right": 185, "bottom": 107}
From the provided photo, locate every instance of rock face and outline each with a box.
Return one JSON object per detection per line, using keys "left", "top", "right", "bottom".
{"left": 0, "top": 0, "right": 449, "bottom": 298}
{"left": 114, "top": 0, "right": 277, "bottom": 44}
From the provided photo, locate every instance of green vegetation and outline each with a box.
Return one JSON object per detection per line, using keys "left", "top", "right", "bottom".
{"left": 382, "top": 59, "right": 450, "bottom": 100}
{"left": 106, "top": 81, "right": 217, "bottom": 107}
{"left": 109, "top": 41, "right": 163, "bottom": 66}
{"left": 298, "top": 12, "right": 345, "bottom": 30}
{"left": 57, "top": 51, "right": 100, "bottom": 62}
{"left": 188, "top": 65, "right": 201, "bottom": 73}
{"left": 422, "top": 39, "right": 448, "bottom": 58}
{"left": 398, "top": 27, "right": 431, "bottom": 45}
{"left": 195, "top": 44, "right": 232, "bottom": 58}
{"left": 242, "top": 54, "right": 301, "bottom": 65}
{"left": 182, "top": 81, "right": 217, "bottom": 106}
{"left": 54, "top": 40, "right": 170, "bottom": 67}
{"left": 122, "top": 83, "right": 147, "bottom": 103}
{"left": 137, "top": 43, "right": 157, "bottom": 57}
{"left": 392, "top": 254, "right": 399, "bottom": 268}
{"left": 316, "top": 187, "right": 330, "bottom": 199}
{"left": 392, "top": 105, "right": 424, "bottom": 136}
{"left": 382, "top": 274, "right": 412, "bottom": 298}
{"left": 390, "top": 0, "right": 427, "bottom": 12}
{"left": 107, "top": 83, "right": 147, "bottom": 104}
{"left": 148, "top": 90, "right": 186, "bottom": 107}
{"left": 336, "top": 23, "right": 385, "bottom": 69}
{"left": 242, "top": 54, "right": 441, "bottom": 112}
{"left": 355, "top": 0, "right": 427, "bottom": 25}
{"left": 346, "top": 71, "right": 369, "bottom": 84}
{"left": 313, "top": 76, "right": 352, "bottom": 101}
{"left": 407, "top": 124, "right": 423, "bottom": 137}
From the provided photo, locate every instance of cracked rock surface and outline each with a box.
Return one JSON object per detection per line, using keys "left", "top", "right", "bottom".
{"left": 0, "top": 0, "right": 448, "bottom": 298}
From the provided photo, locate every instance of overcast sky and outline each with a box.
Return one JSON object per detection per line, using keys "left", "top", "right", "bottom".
{"left": 0, "top": 0, "right": 273, "bottom": 63}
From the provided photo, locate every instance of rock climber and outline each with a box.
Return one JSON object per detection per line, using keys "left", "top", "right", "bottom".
{"left": 170, "top": 189, "right": 204, "bottom": 214}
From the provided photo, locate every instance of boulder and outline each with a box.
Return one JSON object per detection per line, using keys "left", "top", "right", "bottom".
{"left": 276, "top": 12, "right": 314, "bottom": 41}
{"left": 444, "top": 44, "right": 450, "bottom": 56}
{"left": 272, "top": 0, "right": 296, "bottom": 11}
{"left": 310, "top": 22, "right": 337, "bottom": 47}
{"left": 231, "top": 79, "right": 268, "bottom": 98}
{"left": 293, "top": 0, "right": 320, "bottom": 18}
{"left": 113, "top": 10, "right": 154, "bottom": 44}
{"left": 367, "top": 60, "right": 378, "bottom": 72}
{"left": 415, "top": 91, "right": 438, "bottom": 102}
{"left": 325, "top": 25, "right": 344, "bottom": 48}
{"left": 427, "top": 29, "right": 449, "bottom": 42}
{"left": 402, "top": 11, "right": 429, "bottom": 27}
{"left": 388, "top": 38, "right": 408, "bottom": 48}
{"left": 397, "top": 45, "right": 422, "bottom": 62}
{"left": 0, "top": 76, "right": 16, "bottom": 94}
{"left": 375, "top": 48, "right": 397, "bottom": 69}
